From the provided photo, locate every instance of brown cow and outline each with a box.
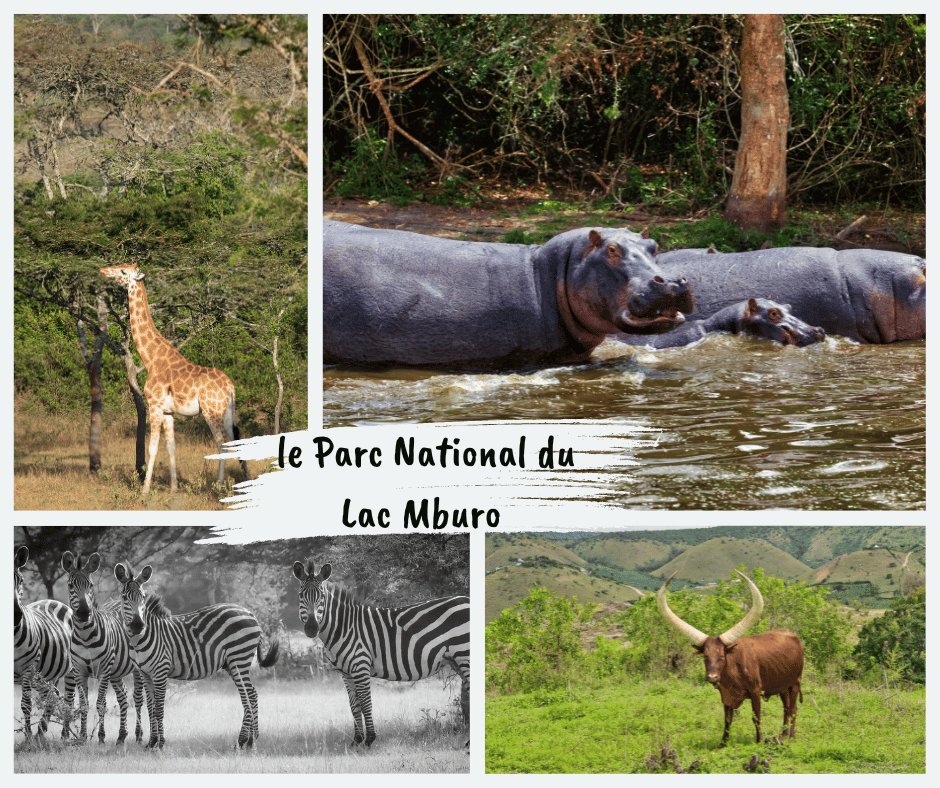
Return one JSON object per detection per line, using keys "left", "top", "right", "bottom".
{"left": 657, "top": 569, "right": 804, "bottom": 747}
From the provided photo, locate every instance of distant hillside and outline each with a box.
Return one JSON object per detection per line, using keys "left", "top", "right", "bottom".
{"left": 801, "top": 527, "right": 926, "bottom": 565}
{"left": 810, "top": 546, "right": 926, "bottom": 603}
{"left": 654, "top": 537, "right": 811, "bottom": 581}
{"left": 485, "top": 564, "right": 641, "bottom": 624}
{"left": 569, "top": 537, "right": 687, "bottom": 572}
{"left": 484, "top": 528, "right": 924, "bottom": 623}
{"left": 485, "top": 532, "right": 585, "bottom": 572}
{"left": 566, "top": 526, "right": 924, "bottom": 568}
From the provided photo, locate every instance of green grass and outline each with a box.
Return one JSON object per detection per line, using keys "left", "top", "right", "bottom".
{"left": 486, "top": 677, "right": 924, "bottom": 773}
{"left": 15, "top": 677, "right": 468, "bottom": 773}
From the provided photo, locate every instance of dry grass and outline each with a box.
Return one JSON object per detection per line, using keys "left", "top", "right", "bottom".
{"left": 15, "top": 677, "right": 470, "bottom": 773}
{"left": 14, "top": 397, "right": 269, "bottom": 511}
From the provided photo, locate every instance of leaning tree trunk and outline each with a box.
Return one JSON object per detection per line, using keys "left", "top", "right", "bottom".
{"left": 725, "top": 14, "right": 789, "bottom": 232}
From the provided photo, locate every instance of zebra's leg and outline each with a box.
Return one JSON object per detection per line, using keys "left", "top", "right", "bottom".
{"left": 356, "top": 678, "right": 377, "bottom": 747}
{"left": 111, "top": 676, "right": 130, "bottom": 745}
{"left": 226, "top": 665, "right": 255, "bottom": 749}
{"left": 20, "top": 667, "right": 35, "bottom": 741}
{"left": 78, "top": 675, "right": 91, "bottom": 740}
{"left": 141, "top": 671, "right": 163, "bottom": 748}
{"left": 132, "top": 668, "right": 145, "bottom": 743}
{"left": 340, "top": 674, "right": 366, "bottom": 745}
{"left": 247, "top": 683, "right": 260, "bottom": 741}
{"left": 93, "top": 674, "right": 114, "bottom": 744}
{"left": 61, "top": 669, "right": 78, "bottom": 740}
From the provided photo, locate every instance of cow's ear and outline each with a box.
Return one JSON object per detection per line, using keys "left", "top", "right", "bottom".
{"left": 725, "top": 642, "right": 738, "bottom": 652}
{"left": 691, "top": 644, "right": 705, "bottom": 654}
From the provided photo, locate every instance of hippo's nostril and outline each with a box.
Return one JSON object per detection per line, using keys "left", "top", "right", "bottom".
{"left": 653, "top": 276, "right": 664, "bottom": 284}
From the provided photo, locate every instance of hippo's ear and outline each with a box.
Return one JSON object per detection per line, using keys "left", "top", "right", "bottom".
{"left": 583, "top": 230, "right": 604, "bottom": 258}
{"left": 640, "top": 227, "right": 650, "bottom": 239}
{"left": 746, "top": 298, "right": 759, "bottom": 316}
{"left": 707, "top": 246, "right": 717, "bottom": 254}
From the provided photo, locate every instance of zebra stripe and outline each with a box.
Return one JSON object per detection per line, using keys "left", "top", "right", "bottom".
{"left": 291, "top": 560, "right": 470, "bottom": 747}
{"left": 113, "top": 562, "right": 279, "bottom": 749}
{"left": 14, "top": 546, "right": 76, "bottom": 741}
{"left": 62, "top": 551, "right": 145, "bottom": 744}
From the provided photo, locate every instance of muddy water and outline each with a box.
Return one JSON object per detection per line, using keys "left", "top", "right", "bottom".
{"left": 323, "top": 335, "right": 925, "bottom": 510}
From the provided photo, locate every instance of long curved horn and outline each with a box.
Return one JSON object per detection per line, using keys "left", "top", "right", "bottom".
{"left": 718, "top": 570, "right": 764, "bottom": 645}
{"left": 657, "top": 570, "right": 708, "bottom": 647}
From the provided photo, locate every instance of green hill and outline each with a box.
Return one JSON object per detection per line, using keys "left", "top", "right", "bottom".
{"left": 569, "top": 537, "right": 686, "bottom": 572}
{"left": 809, "top": 546, "right": 926, "bottom": 604}
{"left": 485, "top": 532, "right": 585, "bottom": 572}
{"left": 484, "top": 564, "right": 642, "bottom": 624}
{"left": 655, "top": 537, "right": 811, "bottom": 582}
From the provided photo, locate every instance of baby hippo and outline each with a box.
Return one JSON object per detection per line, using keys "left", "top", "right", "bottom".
{"left": 616, "top": 297, "right": 826, "bottom": 349}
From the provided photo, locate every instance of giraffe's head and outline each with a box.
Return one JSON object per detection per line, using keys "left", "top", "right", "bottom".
{"left": 100, "top": 262, "right": 144, "bottom": 289}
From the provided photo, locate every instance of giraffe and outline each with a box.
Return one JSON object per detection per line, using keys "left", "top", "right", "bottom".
{"left": 100, "top": 262, "right": 249, "bottom": 494}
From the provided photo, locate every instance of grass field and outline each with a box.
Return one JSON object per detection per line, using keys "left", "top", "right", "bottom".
{"left": 486, "top": 676, "right": 925, "bottom": 774}
{"left": 14, "top": 398, "right": 270, "bottom": 510}
{"left": 15, "top": 676, "right": 469, "bottom": 772}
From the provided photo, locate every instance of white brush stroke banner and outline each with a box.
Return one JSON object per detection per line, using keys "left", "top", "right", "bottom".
{"left": 208, "top": 420, "right": 662, "bottom": 529}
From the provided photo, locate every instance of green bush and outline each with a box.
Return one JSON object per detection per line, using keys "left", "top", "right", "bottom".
{"left": 853, "top": 587, "right": 925, "bottom": 685}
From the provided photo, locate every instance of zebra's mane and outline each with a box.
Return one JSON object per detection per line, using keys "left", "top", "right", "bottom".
{"left": 144, "top": 592, "right": 172, "bottom": 620}
{"left": 329, "top": 580, "right": 375, "bottom": 608}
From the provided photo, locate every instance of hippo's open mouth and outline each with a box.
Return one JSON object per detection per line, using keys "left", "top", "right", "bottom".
{"left": 617, "top": 286, "right": 696, "bottom": 335}
{"left": 616, "top": 308, "right": 687, "bottom": 335}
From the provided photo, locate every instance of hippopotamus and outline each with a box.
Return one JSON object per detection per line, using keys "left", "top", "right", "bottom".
{"left": 616, "top": 297, "right": 826, "bottom": 348}
{"left": 655, "top": 247, "right": 925, "bottom": 343}
{"left": 324, "top": 220, "right": 694, "bottom": 369}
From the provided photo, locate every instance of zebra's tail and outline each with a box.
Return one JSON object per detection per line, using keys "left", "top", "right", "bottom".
{"left": 257, "top": 638, "right": 280, "bottom": 669}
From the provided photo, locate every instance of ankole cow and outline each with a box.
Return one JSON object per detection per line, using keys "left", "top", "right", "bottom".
{"left": 657, "top": 570, "right": 804, "bottom": 747}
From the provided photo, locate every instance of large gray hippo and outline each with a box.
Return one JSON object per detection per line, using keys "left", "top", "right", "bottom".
{"left": 324, "top": 220, "right": 694, "bottom": 368}
{"left": 656, "top": 247, "right": 925, "bottom": 343}
{"left": 616, "top": 297, "right": 825, "bottom": 349}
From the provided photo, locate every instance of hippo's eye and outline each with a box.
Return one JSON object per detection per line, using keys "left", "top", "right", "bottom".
{"left": 769, "top": 309, "right": 782, "bottom": 323}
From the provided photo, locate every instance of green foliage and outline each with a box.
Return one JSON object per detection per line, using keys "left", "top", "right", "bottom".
{"left": 619, "top": 567, "right": 856, "bottom": 677}
{"left": 486, "top": 678, "right": 926, "bottom": 773}
{"left": 325, "top": 14, "right": 924, "bottom": 208}
{"left": 852, "top": 587, "right": 925, "bottom": 685}
{"left": 485, "top": 586, "right": 595, "bottom": 694}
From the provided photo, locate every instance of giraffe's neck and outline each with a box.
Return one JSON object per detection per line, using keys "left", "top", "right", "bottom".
{"left": 126, "top": 280, "right": 181, "bottom": 370}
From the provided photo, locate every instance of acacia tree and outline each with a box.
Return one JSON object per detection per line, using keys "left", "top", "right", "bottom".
{"left": 724, "top": 14, "right": 789, "bottom": 231}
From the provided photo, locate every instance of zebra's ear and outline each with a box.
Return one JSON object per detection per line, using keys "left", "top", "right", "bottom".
{"left": 292, "top": 561, "right": 306, "bottom": 582}
{"left": 62, "top": 550, "right": 76, "bottom": 573}
{"left": 15, "top": 545, "right": 29, "bottom": 568}
{"left": 86, "top": 553, "right": 101, "bottom": 575}
{"left": 114, "top": 563, "right": 128, "bottom": 583}
{"left": 319, "top": 564, "right": 332, "bottom": 582}
{"left": 140, "top": 565, "right": 153, "bottom": 584}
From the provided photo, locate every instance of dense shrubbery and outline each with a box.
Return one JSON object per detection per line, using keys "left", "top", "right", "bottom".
{"left": 486, "top": 568, "right": 884, "bottom": 696}
{"left": 853, "top": 587, "right": 925, "bottom": 685}
{"left": 325, "top": 14, "right": 925, "bottom": 209}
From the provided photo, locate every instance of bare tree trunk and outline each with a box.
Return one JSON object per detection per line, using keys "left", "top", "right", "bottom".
{"left": 76, "top": 293, "right": 108, "bottom": 475}
{"left": 725, "top": 15, "right": 789, "bottom": 232}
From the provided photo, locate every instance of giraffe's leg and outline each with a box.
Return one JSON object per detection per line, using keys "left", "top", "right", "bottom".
{"left": 204, "top": 411, "right": 232, "bottom": 487}
{"left": 143, "top": 410, "right": 163, "bottom": 495}
{"left": 164, "top": 413, "right": 178, "bottom": 494}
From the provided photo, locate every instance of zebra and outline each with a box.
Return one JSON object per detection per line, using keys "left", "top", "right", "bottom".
{"left": 113, "top": 562, "right": 280, "bottom": 749}
{"left": 291, "top": 560, "right": 470, "bottom": 747}
{"left": 14, "top": 546, "right": 77, "bottom": 741}
{"left": 61, "top": 551, "right": 145, "bottom": 744}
